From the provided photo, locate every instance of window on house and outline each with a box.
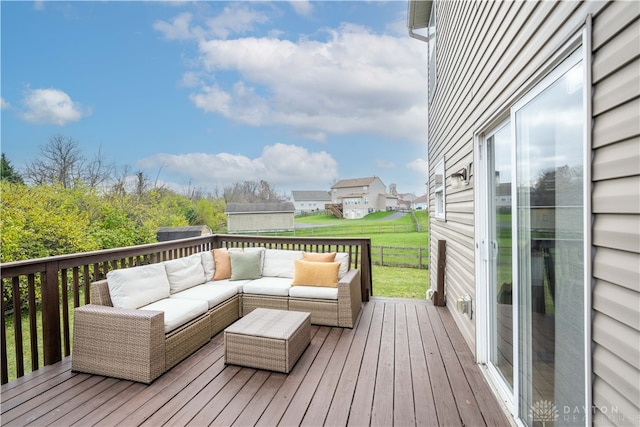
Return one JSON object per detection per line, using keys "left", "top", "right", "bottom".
{"left": 434, "top": 158, "right": 445, "bottom": 220}
{"left": 428, "top": 2, "right": 437, "bottom": 102}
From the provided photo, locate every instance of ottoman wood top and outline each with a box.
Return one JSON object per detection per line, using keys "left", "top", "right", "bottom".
{"left": 225, "top": 308, "right": 310, "bottom": 340}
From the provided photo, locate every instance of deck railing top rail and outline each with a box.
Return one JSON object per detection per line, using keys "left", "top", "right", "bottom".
{"left": 1, "top": 234, "right": 372, "bottom": 384}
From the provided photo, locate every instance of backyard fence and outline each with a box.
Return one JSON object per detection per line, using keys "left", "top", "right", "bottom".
{"left": 371, "top": 246, "right": 429, "bottom": 269}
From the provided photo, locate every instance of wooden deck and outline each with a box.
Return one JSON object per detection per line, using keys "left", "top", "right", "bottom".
{"left": 1, "top": 299, "right": 513, "bottom": 427}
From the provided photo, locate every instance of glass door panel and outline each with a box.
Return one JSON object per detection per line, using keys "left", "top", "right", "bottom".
{"left": 487, "top": 124, "right": 514, "bottom": 390}
{"left": 514, "top": 53, "right": 585, "bottom": 426}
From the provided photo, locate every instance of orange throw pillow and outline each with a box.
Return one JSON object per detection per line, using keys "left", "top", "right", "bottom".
{"left": 291, "top": 259, "right": 340, "bottom": 288}
{"left": 213, "top": 249, "right": 231, "bottom": 280}
{"left": 302, "top": 251, "right": 337, "bottom": 262}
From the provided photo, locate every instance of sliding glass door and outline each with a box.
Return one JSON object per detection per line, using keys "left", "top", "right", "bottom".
{"left": 479, "top": 47, "right": 587, "bottom": 426}
{"left": 513, "top": 49, "right": 586, "bottom": 426}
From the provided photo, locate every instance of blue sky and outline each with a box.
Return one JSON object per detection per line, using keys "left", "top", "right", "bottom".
{"left": 1, "top": 1, "right": 428, "bottom": 197}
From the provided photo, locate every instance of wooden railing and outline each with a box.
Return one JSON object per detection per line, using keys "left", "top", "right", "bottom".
{"left": 0, "top": 234, "right": 372, "bottom": 385}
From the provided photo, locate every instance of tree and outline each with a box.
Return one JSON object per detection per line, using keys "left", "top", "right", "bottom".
{"left": 223, "top": 180, "right": 281, "bottom": 203}
{"left": 1, "top": 153, "right": 24, "bottom": 184}
{"left": 24, "top": 135, "right": 84, "bottom": 187}
{"left": 23, "top": 135, "right": 113, "bottom": 188}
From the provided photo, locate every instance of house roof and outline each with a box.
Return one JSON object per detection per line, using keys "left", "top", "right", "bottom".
{"left": 414, "top": 194, "right": 429, "bottom": 203}
{"left": 225, "top": 202, "right": 295, "bottom": 214}
{"left": 331, "top": 176, "right": 380, "bottom": 189}
{"left": 291, "top": 190, "right": 331, "bottom": 201}
{"left": 408, "top": 0, "right": 433, "bottom": 30}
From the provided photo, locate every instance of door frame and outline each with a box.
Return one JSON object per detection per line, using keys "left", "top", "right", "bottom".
{"left": 474, "top": 27, "right": 592, "bottom": 425}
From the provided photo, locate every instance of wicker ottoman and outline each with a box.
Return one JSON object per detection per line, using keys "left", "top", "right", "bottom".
{"left": 224, "top": 308, "right": 311, "bottom": 373}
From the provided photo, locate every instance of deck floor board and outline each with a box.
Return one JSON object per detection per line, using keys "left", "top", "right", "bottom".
{"left": 1, "top": 299, "right": 513, "bottom": 427}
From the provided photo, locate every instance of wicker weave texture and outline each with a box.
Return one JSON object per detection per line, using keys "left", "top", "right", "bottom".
{"left": 241, "top": 295, "right": 288, "bottom": 316}
{"left": 224, "top": 308, "right": 310, "bottom": 373}
{"left": 165, "top": 314, "right": 211, "bottom": 370}
{"left": 72, "top": 305, "right": 165, "bottom": 384}
{"left": 210, "top": 296, "right": 241, "bottom": 337}
{"left": 289, "top": 299, "right": 338, "bottom": 326}
{"left": 338, "top": 269, "right": 362, "bottom": 327}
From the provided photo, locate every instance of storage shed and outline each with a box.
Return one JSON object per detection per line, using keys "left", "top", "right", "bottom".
{"left": 225, "top": 202, "right": 295, "bottom": 233}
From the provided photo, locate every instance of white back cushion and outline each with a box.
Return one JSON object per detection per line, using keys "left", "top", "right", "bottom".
{"left": 107, "top": 264, "right": 170, "bottom": 309}
{"left": 262, "top": 249, "right": 303, "bottom": 278}
{"left": 335, "top": 252, "right": 349, "bottom": 279}
{"left": 164, "top": 253, "right": 206, "bottom": 293}
{"left": 200, "top": 251, "right": 215, "bottom": 281}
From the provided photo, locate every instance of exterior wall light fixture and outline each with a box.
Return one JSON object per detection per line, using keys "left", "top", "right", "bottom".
{"left": 450, "top": 163, "right": 471, "bottom": 189}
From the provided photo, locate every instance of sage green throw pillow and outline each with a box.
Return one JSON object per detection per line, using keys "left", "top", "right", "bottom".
{"left": 229, "top": 250, "right": 262, "bottom": 281}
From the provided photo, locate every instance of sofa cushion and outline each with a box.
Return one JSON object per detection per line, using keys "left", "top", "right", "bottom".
{"left": 289, "top": 285, "right": 339, "bottom": 300}
{"left": 201, "top": 251, "right": 215, "bottom": 281}
{"left": 230, "top": 251, "right": 262, "bottom": 281}
{"left": 107, "top": 264, "right": 170, "bottom": 309}
{"left": 303, "top": 251, "right": 337, "bottom": 262}
{"left": 170, "top": 283, "right": 238, "bottom": 309}
{"left": 213, "top": 248, "right": 232, "bottom": 280}
{"left": 207, "top": 279, "right": 251, "bottom": 292}
{"left": 335, "top": 252, "right": 349, "bottom": 279}
{"left": 292, "top": 259, "right": 340, "bottom": 288}
{"left": 262, "top": 249, "right": 303, "bottom": 278}
{"left": 164, "top": 253, "right": 206, "bottom": 294}
{"left": 242, "top": 277, "right": 292, "bottom": 296}
{"left": 139, "top": 298, "right": 208, "bottom": 333}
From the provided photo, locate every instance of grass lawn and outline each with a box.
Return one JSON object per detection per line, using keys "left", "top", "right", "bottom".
{"left": 372, "top": 265, "right": 428, "bottom": 299}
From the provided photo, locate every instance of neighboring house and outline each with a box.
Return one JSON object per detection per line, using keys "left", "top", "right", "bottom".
{"left": 290, "top": 190, "right": 331, "bottom": 214}
{"left": 413, "top": 194, "right": 428, "bottom": 211}
{"left": 330, "top": 176, "right": 393, "bottom": 219}
{"left": 397, "top": 192, "right": 418, "bottom": 210}
{"left": 409, "top": 1, "right": 639, "bottom": 426}
{"left": 225, "top": 202, "right": 295, "bottom": 233}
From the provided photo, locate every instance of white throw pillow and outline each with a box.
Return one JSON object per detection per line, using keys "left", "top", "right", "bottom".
{"left": 262, "top": 249, "right": 303, "bottom": 278}
{"left": 200, "top": 251, "right": 215, "bottom": 281}
{"left": 107, "top": 263, "right": 170, "bottom": 309}
{"left": 335, "top": 252, "right": 349, "bottom": 279}
{"left": 164, "top": 253, "right": 206, "bottom": 293}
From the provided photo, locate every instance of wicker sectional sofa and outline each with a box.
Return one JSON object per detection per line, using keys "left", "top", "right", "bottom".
{"left": 72, "top": 248, "right": 362, "bottom": 383}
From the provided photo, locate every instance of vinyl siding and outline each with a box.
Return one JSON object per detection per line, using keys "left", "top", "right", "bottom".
{"left": 592, "top": 3, "right": 640, "bottom": 423}
{"left": 428, "top": 0, "right": 605, "bottom": 352}
{"left": 428, "top": 0, "right": 639, "bottom": 424}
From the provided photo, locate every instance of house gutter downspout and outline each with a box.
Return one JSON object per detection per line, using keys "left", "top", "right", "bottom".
{"left": 408, "top": 28, "right": 428, "bottom": 43}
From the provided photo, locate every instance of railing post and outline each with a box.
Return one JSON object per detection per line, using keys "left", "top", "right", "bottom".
{"left": 434, "top": 240, "right": 446, "bottom": 307}
{"left": 42, "top": 261, "right": 62, "bottom": 365}
{"left": 361, "top": 239, "right": 372, "bottom": 301}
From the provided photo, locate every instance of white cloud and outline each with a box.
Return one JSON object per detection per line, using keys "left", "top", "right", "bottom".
{"left": 0, "top": 98, "right": 10, "bottom": 109}
{"left": 19, "top": 88, "right": 91, "bottom": 125}
{"left": 154, "top": 4, "right": 428, "bottom": 143}
{"left": 407, "top": 158, "right": 428, "bottom": 175}
{"left": 138, "top": 143, "right": 339, "bottom": 191}
{"left": 154, "top": 4, "right": 269, "bottom": 41}
{"left": 182, "top": 22, "right": 427, "bottom": 142}
{"left": 289, "top": 1, "right": 313, "bottom": 16}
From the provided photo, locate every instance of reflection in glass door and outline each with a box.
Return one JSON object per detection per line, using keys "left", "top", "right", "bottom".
{"left": 487, "top": 124, "right": 514, "bottom": 391}
{"left": 514, "top": 50, "right": 586, "bottom": 426}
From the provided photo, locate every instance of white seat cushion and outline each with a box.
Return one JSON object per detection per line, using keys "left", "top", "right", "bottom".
{"left": 107, "top": 264, "right": 170, "bottom": 309}
{"left": 262, "top": 249, "right": 303, "bottom": 278}
{"left": 289, "top": 285, "right": 338, "bottom": 300}
{"left": 208, "top": 279, "right": 251, "bottom": 292}
{"left": 170, "top": 283, "right": 238, "bottom": 309}
{"left": 164, "top": 253, "right": 206, "bottom": 293}
{"left": 242, "top": 277, "right": 292, "bottom": 297}
{"left": 140, "top": 298, "right": 208, "bottom": 333}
